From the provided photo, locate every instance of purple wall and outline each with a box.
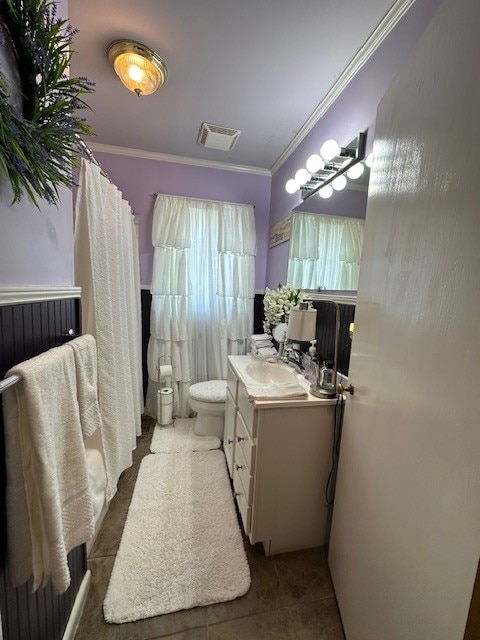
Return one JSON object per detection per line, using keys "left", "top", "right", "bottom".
{"left": 0, "top": 0, "right": 74, "bottom": 287}
{"left": 93, "top": 152, "right": 271, "bottom": 288}
{"left": 0, "top": 0, "right": 444, "bottom": 291}
{"left": 266, "top": 0, "right": 444, "bottom": 288}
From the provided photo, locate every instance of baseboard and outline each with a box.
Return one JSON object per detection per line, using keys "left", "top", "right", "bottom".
{"left": 62, "top": 570, "right": 91, "bottom": 640}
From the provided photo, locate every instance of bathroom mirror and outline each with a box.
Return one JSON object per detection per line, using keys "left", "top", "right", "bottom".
{"left": 287, "top": 163, "right": 370, "bottom": 292}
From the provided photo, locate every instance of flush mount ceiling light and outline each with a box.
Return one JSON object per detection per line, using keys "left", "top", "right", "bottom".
{"left": 108, "top": 40, "right": 167, "bottom": 96}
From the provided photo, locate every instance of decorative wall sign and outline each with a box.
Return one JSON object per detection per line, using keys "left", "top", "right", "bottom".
{"left": 269, "top": 214, "right": 291, "bottom": 248}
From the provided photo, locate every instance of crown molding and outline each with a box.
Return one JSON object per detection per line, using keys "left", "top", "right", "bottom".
{"left": 271, "top": 0, "right": 416, "bottom": 174}
{"left": 0, "top": 286, "right": 81, "bottom": 306}
{"left": 88, "top": 142, "right": 271, "bottom": 177}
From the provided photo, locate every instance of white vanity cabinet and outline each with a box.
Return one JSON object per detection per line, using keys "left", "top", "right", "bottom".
{"left": 224, "top": 386, "right": 236, "bottom": 477}
{"left": 226, "top": 355, "right": 337, "bottom": 556}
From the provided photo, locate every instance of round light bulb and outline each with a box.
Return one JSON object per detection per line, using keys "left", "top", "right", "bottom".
{"left": 306, "top": 154, "right": 325, "bottom": 174}
{"left": 128, "top": 64, "right": 144, "bottom": 82}
{"left": 294, "top": 168, "right": 311, "bottom": 186}
{"left": 332, "top": 175, "right": 347, "bottom": 191}
{"left": 319, "top": 184, "right": 333, "bottom": 199}
{"left": 285, "top": 179, "right": 299, "bottom": 194}
{"left": 320, "top": 139, "right": 341, "bottom": 161}
{"left": 365, "top": 152, "right": 374, "bottom": 168}
{"left": 346, "top": 162, "right": 365, "bottom": 179}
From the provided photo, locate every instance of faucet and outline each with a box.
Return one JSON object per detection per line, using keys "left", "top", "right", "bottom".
{"left": 286, "top": 346, "right": 304, "bottom": 372}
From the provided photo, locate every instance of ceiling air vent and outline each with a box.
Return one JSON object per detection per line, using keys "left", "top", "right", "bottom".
{"left": 197, "top": 122, "right": 241, "bottom": 151}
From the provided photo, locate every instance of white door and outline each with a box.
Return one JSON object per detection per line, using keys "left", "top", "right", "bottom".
{"left": 328, "top": 0, "right": 480, "bottom": 638}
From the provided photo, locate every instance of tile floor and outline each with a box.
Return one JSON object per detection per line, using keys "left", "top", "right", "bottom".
{"left": 75, "top": 416, "right": 346, "bottom": 640}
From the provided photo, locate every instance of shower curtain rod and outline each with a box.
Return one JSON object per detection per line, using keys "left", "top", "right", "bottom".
{"left": 153, "top": 193, "right": 255, "bottom": 209}
{"left": 75, "top": 134, "right": 111, "bottom": 181}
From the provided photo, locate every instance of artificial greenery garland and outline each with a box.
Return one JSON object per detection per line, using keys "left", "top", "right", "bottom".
{"left": 0, "top": 0, "right": 94, "bottom": 206}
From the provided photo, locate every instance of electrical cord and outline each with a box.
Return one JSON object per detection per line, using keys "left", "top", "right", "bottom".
{"left": 325, "top": 391, "right": 345, "bottom": 505}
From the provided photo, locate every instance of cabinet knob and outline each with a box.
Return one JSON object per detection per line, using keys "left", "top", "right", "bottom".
{"left": 234, "top": 491, "right": 242, "bottom": 497}
{"left": 235, "top": 464, "right": 244, "bottom": 471}
{"left": 227, "top": 439, "right": 233, "bottom": 444}
{"left": 237, "top": 436, "right": 245, "bottom": 443}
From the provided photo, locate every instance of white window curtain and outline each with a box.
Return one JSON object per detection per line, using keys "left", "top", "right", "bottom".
{"left": 287, "top": 212, "right": 364, "bottom": 290}
{"left": 146, "top": 194, "right": 256, "bottom": 417}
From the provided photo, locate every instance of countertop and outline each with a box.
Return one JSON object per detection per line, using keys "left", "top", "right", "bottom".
{"left": 228, "top": 354, "right": 340, "bottom": 409}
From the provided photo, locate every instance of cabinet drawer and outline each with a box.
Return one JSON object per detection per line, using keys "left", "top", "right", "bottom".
{"left": 236, "top": 410, "right": 256, "bottom": 473}
{"left": 233, "top": 443, "right": 254, "bottom": 504}
{"left": 227, "top": 362, "right": 238, "bottom": 403}
{"left": 233, "top": 473, "right": 251, "bottom": 535}
{"left": 237, "top": 383, "right": 256, "bottom": 437}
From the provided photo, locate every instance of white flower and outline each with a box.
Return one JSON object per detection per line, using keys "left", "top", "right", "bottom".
{"left": 262, "top": 284, "right": 303, "bottom": 334}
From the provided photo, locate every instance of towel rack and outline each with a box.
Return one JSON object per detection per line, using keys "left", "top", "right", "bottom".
{"left": 0, "top": 374, "right": 22, "bottom": 394}
{"left": 0, "top": 329, "right": 79, "bottom": 396}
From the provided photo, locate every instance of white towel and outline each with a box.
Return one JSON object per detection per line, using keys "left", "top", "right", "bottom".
{"left": 251, "top": 333, "right": 271, "bottom": 341}
{"left": 67, "top": 334, "right": 103, "bottom": 439}
{"left": 3, "top": 346, "right": 95, "bottom": 594}
{"left": 245, "top": 382, "right": 308, "bottom": 400}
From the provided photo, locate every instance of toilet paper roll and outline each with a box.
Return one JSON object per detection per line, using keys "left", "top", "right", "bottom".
{"left": 157, "top": 388, "right": 174, "bottom": 426}
{"left": 159, "top": 387, "right": 173, "bottom": 404}
{"left": 159, "top": 364, "right": 173, "bottom": 382}
{"left": 159, "top": 404, "right": 173, "bottom": 426}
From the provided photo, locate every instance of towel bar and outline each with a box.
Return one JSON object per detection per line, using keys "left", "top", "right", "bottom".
{"left": 0, "top": 374, "right": 22, "bottom": 394}
{"left": 0, "top": 330, "right": 79, "bottom": 395}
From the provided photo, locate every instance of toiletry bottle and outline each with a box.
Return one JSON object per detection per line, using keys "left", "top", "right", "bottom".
{"left": 304, "top": 340, "right": 317, "bottom": 383}
{"left": 303, "top": 340, "right": 316, "bottom": 382}
{"left": 322, "top": 360, "right": 335, "bottom": 388}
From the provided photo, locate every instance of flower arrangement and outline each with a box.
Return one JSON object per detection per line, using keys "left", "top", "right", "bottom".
{"left": 0, "top": 0, "right": 94, "bottom": 206}
{"left": 262, "top": 284, "right": 303, "bottom": 334}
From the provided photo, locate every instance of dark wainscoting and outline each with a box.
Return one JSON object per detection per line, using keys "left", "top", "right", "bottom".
{"left": 253, "top": 293, "right": 265, "bottom": 334}
{"left": 141, "top": 289, "right": 152, "bottom": 401}
{"left": 0, "top": 297, "right": 86, "bottom": 640}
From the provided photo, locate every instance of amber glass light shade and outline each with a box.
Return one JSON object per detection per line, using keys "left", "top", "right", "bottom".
{"left": 108, "top": 40, "right": 167, "bottom": 96}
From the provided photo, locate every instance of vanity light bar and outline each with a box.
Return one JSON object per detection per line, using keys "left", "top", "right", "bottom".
{"left": 285, "top": 132, "right": 367, "bottom": 200}
{"left": 302, "top": 133, "right": 366, "bottom": 198}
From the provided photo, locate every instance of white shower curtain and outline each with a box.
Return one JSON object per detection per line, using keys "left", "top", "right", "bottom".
{"left": 287, "top": 212, "right": 364, "bottom": 290}
{"left": 146, "top": 194, "right": 256, "bottom": 417}
{"left": 74, "top": 159, "right": 142, "bottom": 501}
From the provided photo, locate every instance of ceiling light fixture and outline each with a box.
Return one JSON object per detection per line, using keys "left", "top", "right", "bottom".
{"left": 108, "top": 40, "right": 167, "bottom": 96}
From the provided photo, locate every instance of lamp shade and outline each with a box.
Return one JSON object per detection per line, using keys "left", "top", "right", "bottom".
{"left": 108, "top": 40, "right": 167, "bottom": 96}
{"left": 286, "top": 306, "right": 317, "bottom": 341}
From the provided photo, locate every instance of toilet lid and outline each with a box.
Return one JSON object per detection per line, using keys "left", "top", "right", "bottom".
{"left": 189, "top": 380, "right": 227, "bottom": 403}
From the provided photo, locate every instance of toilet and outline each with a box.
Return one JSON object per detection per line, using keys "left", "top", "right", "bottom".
{"left": 188, "top": 380, "right": 227, "bottom": 440}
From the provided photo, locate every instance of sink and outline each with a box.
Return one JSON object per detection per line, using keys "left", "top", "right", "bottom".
{"left": 245, "top": 362, "right": 299, "bottom": 385}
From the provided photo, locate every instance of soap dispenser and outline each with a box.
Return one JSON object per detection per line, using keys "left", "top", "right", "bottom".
{"left": 303, "top": 340, "right": 317, "bottom": 383}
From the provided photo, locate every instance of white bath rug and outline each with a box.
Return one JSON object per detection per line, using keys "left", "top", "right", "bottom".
{"left": 103, "top": 450, "right": 251, "bottom": 623}
{"left": 150, "top": 417, "right": 221, "bottom": 453}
